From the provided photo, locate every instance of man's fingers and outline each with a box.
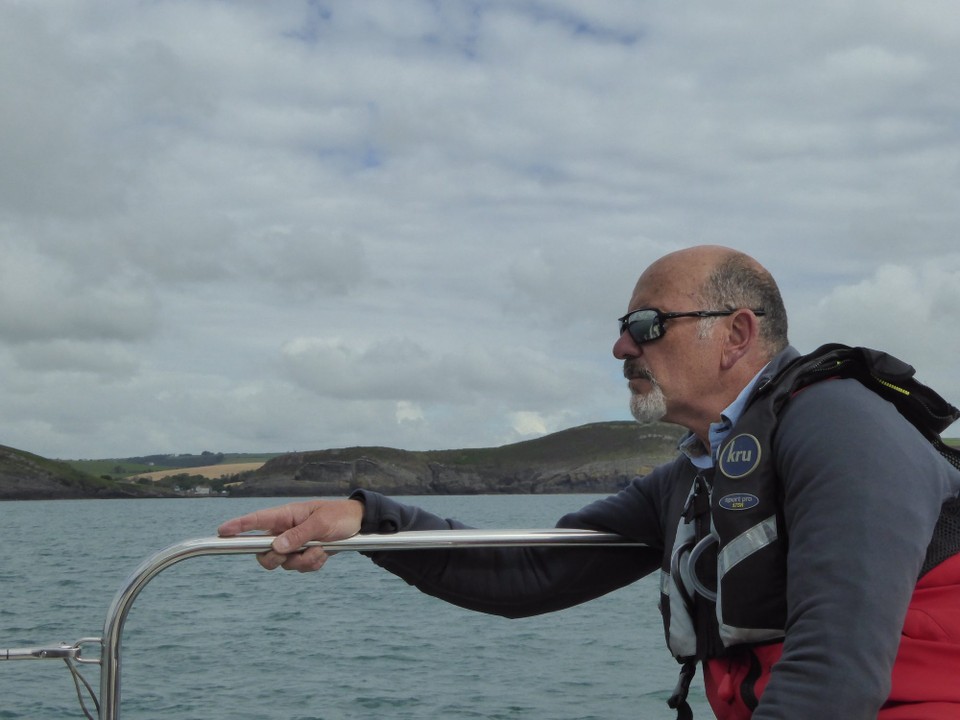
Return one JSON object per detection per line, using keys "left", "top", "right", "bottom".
{"left": 272, "top": 530, "right": 299, "bottom": 554}
{"left": 217, "top": 509, "right": 273, "bottom": 537}
{"left": 217, "top": 517, "right": 246, "bottom": 537}
{"left": 218, "top": 499, "right": 361, "bottom": 572}
{"left": 218, "top": 506, "right": 301, "bottom": 537}
{"left": 271, "top": 507, "right": 339, "bottom": 553}
{"left": 256, "top": 550, "right": 285, "bottom": 571}
{"left": 256, "top": 547, "right": 329, "bottom": 573}
{"left": 282, "top": 547, "right": 329, "bottom": 573}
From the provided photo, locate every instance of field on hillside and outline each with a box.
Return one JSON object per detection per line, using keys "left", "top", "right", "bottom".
{"left": 67, "top": 453, "right": 277, "bottom": 479}
{"left": 134, "top": 462, "right": 264, "bottom": 481}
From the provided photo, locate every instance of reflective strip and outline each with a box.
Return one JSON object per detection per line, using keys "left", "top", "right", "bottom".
{"left": 664, "top": 520, "right": 700, "bottom": 659}
{"left": 717, "top": 514, "right": 778, "bottom": 577}
{"left": 661, "top": 568, "right": 699, "bottom": 658}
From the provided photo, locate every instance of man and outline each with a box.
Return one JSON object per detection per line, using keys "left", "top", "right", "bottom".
{"left": 219, "top": 246, "right": 960, "bottom": 719}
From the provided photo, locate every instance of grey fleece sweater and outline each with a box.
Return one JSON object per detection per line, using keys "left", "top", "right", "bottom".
{"left": 352, "top": 351, "right": 960, "bottom": 719}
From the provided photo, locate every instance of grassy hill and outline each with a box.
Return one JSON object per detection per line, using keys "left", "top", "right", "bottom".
{"left": 233, "top": 421, "right": 685, "bottom": 496}
{"left": 423, "top": 421, "right": 681, "bottom": 467}
{"left": 2, "top": 421, "right": 684, "bottom": 499}
{"left": 8, "top": 423, "right": 956, "bottom": 501}
{"left": 66, "top": 452, "right": 279, "bottom": 480}
{"left": 0, "top": 445, "right": 175, "bottom": 500}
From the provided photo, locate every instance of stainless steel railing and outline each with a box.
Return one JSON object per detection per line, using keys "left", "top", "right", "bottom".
{"left": 97, "top": 529, "right": 641, "bottom": 719}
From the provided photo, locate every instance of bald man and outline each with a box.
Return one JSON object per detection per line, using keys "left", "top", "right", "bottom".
{"left": 220, "top": 246, "right": 960, "bottom": 719}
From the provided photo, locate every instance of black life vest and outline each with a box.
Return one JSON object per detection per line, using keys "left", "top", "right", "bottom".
{"left": 660, "top": 344, "right": 960, "bottom": 717}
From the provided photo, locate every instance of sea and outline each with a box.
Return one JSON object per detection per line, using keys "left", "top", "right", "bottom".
{"left": 0, "top": 495, "right": 711, "bottom": 719}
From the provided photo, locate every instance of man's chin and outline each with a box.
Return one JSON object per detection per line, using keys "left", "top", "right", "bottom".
{"left": 631, "top": 413, "right": 667, "bottom": 425}
{"left": 629, "top": 390, "right": 667, "bottom": 424}
{"left": 629, "top": 404, "right": 666, "bottom": 424}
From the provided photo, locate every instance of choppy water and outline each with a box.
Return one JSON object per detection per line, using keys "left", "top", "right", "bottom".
{"left": 0, "top": 496, "right": 709, "bottom": 719}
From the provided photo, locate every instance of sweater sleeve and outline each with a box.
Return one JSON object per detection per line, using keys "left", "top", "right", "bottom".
{"left": 348, "top": 476, "right": 667, "bottom": 618}
{"left": 752, "top": 378, "right": 960, "bottom": 719}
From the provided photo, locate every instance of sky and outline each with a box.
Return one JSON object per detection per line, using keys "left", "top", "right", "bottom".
{"left": 2, "top": 1, "right": 959, "bottom": 460}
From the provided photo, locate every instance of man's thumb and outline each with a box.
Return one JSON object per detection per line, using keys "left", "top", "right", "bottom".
{"left": 272, "top": 532, "right": 300, "bottom": 554}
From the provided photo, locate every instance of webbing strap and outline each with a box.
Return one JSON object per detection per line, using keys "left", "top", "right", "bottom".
{"left": 667, "top": 660, "right": 696, "bottom": 720}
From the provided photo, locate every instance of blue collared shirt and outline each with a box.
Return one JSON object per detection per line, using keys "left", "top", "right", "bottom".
{"left": 679, "top": 366, "right": 769, "bottom": 470}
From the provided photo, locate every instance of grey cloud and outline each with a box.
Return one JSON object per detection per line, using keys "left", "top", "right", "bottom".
{"left": 791, "top": 260, "right": 960, "bottom": 416}
{"left": 279, "top": 335, "right": 591, "bottom": 408}
{"left": 0, "top": 245, "right": 159, "bottom": 345}
{"left": 8, "top": 340, "right": 141, "bottom": 378}
{"left": 2, "top": 1, "right": 960, "bottom": 457}
{"left": 253, "top": 228, "right": 369, "bottom": 297}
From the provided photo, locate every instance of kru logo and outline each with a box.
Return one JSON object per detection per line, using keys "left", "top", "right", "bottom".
{"left": 719, "top": 493, "right": 760, "bottom": 511}
{"left": 719, "top": 434, "right": 762, "bottom": 479}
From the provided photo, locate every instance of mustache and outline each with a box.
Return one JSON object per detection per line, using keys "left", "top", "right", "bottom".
{"left": 623, "top": 360, "right": 656, "bottom": 383}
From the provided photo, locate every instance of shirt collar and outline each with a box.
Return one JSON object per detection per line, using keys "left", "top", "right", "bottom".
{"left": 679, "top": 364, "right": 770, "bottom": 470}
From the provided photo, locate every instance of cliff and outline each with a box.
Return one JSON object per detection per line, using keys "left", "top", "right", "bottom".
{"left": 0, "top": 444, "right": 172, "bottom": 500}
{"left": 0, "top": 421, "right": 686, "bottom": 500}
{"left": 227, "top": 421, "right": 685, "bottom": 496}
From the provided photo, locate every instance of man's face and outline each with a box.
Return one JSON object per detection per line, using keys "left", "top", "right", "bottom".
{"left": 613, "top": 271, "right": 720, "bottom": 429}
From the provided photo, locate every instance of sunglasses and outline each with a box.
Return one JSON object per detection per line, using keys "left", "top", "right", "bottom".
{"left": 618, "top": 308, "right": 766, "bottom": 345}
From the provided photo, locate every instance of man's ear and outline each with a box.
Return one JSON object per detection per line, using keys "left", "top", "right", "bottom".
{"left": 719, "top": 310, "right": 759, "bottom": 370}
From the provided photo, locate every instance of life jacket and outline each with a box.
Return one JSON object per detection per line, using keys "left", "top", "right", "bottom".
{"left": 659, "top": 344, "right": 960, "bottom": 719}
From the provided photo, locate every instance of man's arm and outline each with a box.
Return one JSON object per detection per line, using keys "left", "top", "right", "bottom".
{"left": 219, "top": 473, "right": 669, "bottom": 618}
{"left": 352, "top": 480, "right": 667, "bottom": 618}
{"left": 754, "top": 379, "right": 960, "bottom": 718}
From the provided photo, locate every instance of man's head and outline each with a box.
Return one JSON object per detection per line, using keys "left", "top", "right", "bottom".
{"left": 613, "top": 246, "right": 788, "bottom": 441}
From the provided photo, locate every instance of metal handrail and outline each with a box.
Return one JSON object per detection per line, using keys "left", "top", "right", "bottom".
{"left": 99, "top": 529, "right": 642, "bottom": 719}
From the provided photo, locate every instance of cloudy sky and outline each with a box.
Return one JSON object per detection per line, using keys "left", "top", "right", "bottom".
{"left": 2, "top": 1, "right": 959, "bottom": 460}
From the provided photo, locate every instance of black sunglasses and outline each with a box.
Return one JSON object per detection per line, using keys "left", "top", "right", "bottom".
{"left": 618, "top": 307, "right": 766, "bottom": 345}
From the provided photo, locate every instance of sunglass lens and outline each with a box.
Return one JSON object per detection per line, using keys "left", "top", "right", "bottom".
{"left": 623, "top": 310, "right": 661, "bottom": 344}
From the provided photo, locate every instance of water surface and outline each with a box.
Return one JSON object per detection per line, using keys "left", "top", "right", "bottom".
{"left": 0, "top": 496, "right": 709, "bottom": 718}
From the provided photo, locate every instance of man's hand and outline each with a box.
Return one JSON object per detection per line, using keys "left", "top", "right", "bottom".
{"left": 217, "top": 498, "right": 364, "bottom": 572}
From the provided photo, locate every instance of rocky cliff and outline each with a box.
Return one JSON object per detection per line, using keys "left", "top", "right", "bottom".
{"left": 0, "top": 445, "right": 169, "bottom": 500}
{"left": 0, "top": 421, "right": 686, "bottom": 500}
{"left": 227, "top": 421, "right": 685, "bottom": 496}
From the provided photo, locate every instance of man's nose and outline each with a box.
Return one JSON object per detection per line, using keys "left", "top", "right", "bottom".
{"left": 613, "top": 330, "right": 642, "bottom": 360}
